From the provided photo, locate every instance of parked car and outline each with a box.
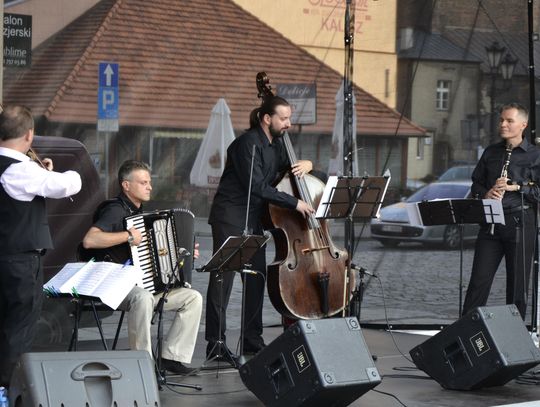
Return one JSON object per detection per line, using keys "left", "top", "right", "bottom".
{"left": 406, "top": 178, "right": 427, "bottom": 191}
{"left": 438, "top": 165, "right": 475, "bottom": 182}
{"left": 370, "top": 181, "right": 479, "bottom": 249}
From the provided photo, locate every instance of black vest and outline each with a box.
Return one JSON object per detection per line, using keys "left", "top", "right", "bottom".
{"left": 0, "top": 155, "right": 53, "bottom": 254}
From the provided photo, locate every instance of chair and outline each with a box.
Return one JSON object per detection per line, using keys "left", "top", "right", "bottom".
{"left": 67, "top": 243, "right": 126, "bottom": 351}
{"left": 68, "top": 297, "right": 125, "bottom": 351}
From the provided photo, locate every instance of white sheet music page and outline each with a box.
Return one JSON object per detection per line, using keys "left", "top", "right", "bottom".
{"left": 316, "top": 175, "right": 338, "bottom": 219}
{"left": 44, "top": 262, "right": 143, "bottom": 309}
{"left": 482, "top": 199, "right": 505, "bottom": 226}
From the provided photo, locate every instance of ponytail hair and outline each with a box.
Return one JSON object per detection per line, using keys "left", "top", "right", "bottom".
{"left": 249, "top": 96, "right": 290, "bottom": 129}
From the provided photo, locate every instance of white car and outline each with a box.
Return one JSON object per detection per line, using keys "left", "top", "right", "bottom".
{"left": 438, "top": 165, "right": 475, "bottom": 182}
{"left": 370, "top": 181, "right": 479, "bottom": 249}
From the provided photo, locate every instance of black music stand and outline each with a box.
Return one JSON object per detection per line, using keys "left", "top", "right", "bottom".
{"left": 316, "top": 175, "right": 390, "bottom": 321}
{"left": 415, "top": 198, "right": 504, "bottom": 317}
{"left": 153, "top": 255, "right": 201, "bottom": 391}
{"left": 199, "top": 234, "right": 269, "bottom": 369}
{"left": 316, "top": 175, "right": 390, "bottom": 220}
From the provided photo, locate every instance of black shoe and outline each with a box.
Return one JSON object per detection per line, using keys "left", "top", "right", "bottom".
{"left": 206, "top": 342, "right": 237, "bottom": 365}
{"left": 243, "top": 341, "right": 266, "bottom": 355}
{"left": 161, "top": 358, "right": 198, "bottom": 375}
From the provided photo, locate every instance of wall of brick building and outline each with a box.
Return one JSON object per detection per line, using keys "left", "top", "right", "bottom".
{"left": 399, "top": 0, "right": 538, "bottom": 33}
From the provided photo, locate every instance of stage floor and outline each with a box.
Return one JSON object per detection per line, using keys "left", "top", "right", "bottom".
{"left": 53, "top": 321, "right": 540, "bottom": 407}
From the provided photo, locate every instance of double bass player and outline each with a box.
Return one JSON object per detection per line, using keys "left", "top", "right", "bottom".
{"left": 205, "top": 94, "right": 314, "bottom": 361}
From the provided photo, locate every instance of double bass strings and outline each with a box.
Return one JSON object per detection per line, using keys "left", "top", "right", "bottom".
{"left": 282, "top": 131, "right": 329, "bottom": 249}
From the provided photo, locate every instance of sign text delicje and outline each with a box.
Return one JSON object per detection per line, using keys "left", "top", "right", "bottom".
{"left": 3, "top": 13, "right": 32, "bottom": 68}
{"left": 277, "top": 83, "right": 317, "bottom": 125}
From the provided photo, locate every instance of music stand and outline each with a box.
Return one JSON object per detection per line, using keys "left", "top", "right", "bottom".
{"left": 199, "top": 234, "right": 269, "bottom": 369}
{"left": 152, "top": 256, "right": 201, "bottom": 391}
{"left": 316, "top": 175, "right": 390, "bottom": 220}
{"left": 316, "top": 175, "right": 391, "bottom": 320}
{"left": 414, "top": 198, "right": 505, "bottom": 316}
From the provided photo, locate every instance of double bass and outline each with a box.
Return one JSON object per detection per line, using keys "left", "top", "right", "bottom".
{"left": 257, "top": 72, "right": 352, "bottom": 320}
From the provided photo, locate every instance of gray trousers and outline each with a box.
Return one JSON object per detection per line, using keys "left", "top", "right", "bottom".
{"left": 119, "top": 285, "right": 202, "bottom": 364}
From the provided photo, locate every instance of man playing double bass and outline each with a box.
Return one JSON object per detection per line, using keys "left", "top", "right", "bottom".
{"left": 206, "top": 95, "right": 314, "bottom": 362}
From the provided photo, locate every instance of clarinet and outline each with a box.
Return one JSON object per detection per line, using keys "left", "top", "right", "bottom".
{"left": 490, "top": 144, "right": 513, "bottom": 234}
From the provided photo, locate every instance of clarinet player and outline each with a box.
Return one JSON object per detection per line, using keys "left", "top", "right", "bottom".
{"left": 462, "top": 103, "right": 540, "bottom": 319}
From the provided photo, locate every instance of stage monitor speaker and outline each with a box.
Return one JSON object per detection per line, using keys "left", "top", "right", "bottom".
{"left": 239, "top": 317, "right": 381, "bottom": 407}
{"left": 9, "top": 350, "right": 160, "bottom": 407}
{"left": 410, "top": 304, "right": 540, "bottom": 390}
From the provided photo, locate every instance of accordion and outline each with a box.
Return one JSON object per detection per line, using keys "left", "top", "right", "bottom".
{"left": 124, "top": 208, "right": 195, "bottom": 294}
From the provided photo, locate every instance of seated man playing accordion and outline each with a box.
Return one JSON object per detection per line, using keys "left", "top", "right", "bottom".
{"left": 82, "top": 160, "right": 202, "bottom": 375}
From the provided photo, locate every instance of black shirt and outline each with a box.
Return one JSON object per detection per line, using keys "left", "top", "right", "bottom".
{"left": 471, "top": 138, "right": 540, "bottom": 208}
{"left": 87, "top": 192, "right": 142, "bottom": 263}
{"left": 209, "top": 125, "right": 298, "bottom": 229}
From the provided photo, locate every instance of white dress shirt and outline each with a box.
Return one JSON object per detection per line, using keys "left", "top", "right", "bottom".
{"left": 0, "top": 146, "right": 82, "bottom": 201}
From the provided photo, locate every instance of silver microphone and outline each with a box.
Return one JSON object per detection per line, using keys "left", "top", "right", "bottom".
{"left": 177, "top": 247, "right": 191, "bottom": 257}
{"left": 344, "top": 147, "right": 364, "bottom": 160}
{"left": 350, "top": 263, "right": 376, "bottom": 277}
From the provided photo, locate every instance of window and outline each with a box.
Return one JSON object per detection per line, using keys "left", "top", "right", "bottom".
{"left": 416, "top": 137, "right": 425, "bottom": 160}
{"left": 436, "top": 80, "right": 451, "bottom": 110}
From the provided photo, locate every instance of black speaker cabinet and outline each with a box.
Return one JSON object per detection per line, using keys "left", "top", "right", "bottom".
{"left": 239, "top": 317, "right": 381, "bottom": 407}
{"left": 9, "top": 350, "right": 160, "bottom": 406}
{"left": 410, "top": 304, "right": 540, "bottom": 390}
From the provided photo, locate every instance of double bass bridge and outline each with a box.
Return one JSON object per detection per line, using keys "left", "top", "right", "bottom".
{"left": 301, "top": 245, "right": 330, "bottom": 255}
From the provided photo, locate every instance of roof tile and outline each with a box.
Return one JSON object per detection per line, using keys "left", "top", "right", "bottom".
{"left": 4, "top": 0, "right": 424, "bottom": 137}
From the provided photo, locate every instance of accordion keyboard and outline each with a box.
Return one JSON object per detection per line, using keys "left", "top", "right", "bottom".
{"left": 125, "top": 214, "right": 158, "bottom": 293}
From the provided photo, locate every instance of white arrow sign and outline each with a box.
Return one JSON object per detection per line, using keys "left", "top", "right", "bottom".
{"left": 104, "top": 64, "right": 114, "bottom": 87}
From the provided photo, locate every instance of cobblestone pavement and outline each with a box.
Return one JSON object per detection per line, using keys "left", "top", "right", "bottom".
{"left": 190, "top": 218, "right": 535, "bottom": 333}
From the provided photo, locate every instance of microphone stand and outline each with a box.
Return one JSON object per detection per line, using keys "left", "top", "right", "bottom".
{"left": 533, "top": 200, "right": 540, "bottom": 346}
{"left": 349, "top": 264, "right": 376, "bottom": 321}
{"left": 238, "top": 144, "right": 258, "bottom": 365}
{"left": 517, "top": 189, "right": 529, "bottom": 321}
{"left": 153, "top": 252, "right": 201, "bottom": 391}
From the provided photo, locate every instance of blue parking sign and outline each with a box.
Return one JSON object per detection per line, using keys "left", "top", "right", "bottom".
{"left": 98, "top": 62, "right": 119, "bottom": 120}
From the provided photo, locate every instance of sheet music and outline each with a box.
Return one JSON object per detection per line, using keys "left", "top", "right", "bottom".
{"left": 482, "top": 199, "right": 505, "bottom": 226}
{"left": 44, "top": 261, "right": 143, "bottom": 309}
{"left": 316, "top": 176, "right": 339, "bottom": 219}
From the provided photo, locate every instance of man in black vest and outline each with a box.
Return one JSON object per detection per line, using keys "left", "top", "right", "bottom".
{"left": 0, "top": 105, "right": 82, "bottom": 387}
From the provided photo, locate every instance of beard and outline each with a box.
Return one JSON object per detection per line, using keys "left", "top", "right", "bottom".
{"left": 269, "top": 123, "right": 284, "bottom": 139}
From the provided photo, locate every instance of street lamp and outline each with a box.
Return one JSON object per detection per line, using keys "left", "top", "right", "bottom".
{"left": 499, "top": 53, "right": 518, "bottom": 81}
{"left": 485, "top": 41, "right": 518, "bottom": 144}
